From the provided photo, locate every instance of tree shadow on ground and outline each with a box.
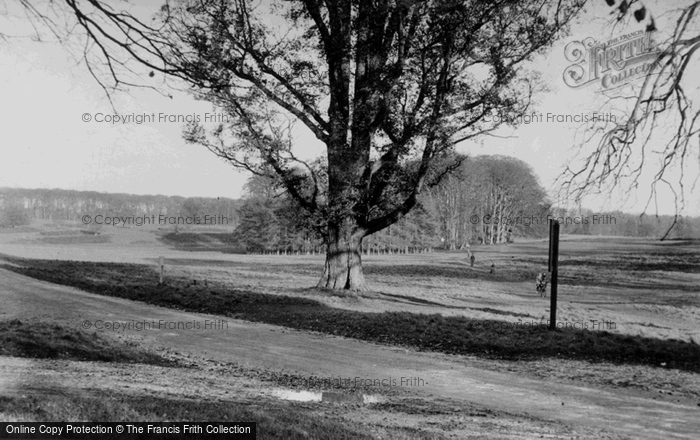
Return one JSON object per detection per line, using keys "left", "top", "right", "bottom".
{"left": 369, "top": 291, "right": 467, "bottom": 309}
{"left": 2, "top": 257, "right": 699, "bottom": 374}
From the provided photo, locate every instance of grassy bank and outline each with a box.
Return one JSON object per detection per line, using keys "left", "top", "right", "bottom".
{"left": 0, "top": 393, "right": 435, "bottom": 440}
{"left": 0, "top": 319, "right": 175, "bottom": 366}
{"left": 3, "top": 257, "right": 699, "bottom": 373}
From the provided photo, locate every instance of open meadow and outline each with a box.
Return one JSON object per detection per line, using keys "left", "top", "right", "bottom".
{"left": 1, "top": 222, "right": 699, "bottom": 439}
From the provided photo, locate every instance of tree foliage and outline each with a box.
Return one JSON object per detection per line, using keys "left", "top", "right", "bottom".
{"left": 13, "top": 0, "right": 585, "bottom": 290}
{"left": 239, "top": 155, "right": 551, "bottom": 252}
{"left": 234, "top": 174, "right": 324, "bottom": 253}
{"left": 172, "top": 0, "right": 584, "bottom": 289}
{"left": 426, "top": 155, "right": 549, "bottom": 247}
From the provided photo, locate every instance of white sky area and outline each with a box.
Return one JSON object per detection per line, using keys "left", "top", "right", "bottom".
{"left": 0, "top": 1, "right": 698, "bottom": 215}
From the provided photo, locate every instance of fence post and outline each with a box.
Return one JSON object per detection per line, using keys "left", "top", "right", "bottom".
{"left": 159, "top": 256, "right": 164, "bottom": 285}
{"left": 548, "top": 220, "right": 560, "bottom": 330}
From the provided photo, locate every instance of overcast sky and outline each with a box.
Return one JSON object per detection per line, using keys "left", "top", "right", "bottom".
{"left": 0, "top": 1, "right": 697, "bottom": 216}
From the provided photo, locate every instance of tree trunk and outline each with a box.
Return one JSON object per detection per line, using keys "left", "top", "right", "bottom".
{"left": 317, "top": 219, "right": 368, "bottom": 291}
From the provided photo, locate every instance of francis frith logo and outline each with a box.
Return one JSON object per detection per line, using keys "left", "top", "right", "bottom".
{"left": 563, "top": 30, "right": 658, "bottom": 89}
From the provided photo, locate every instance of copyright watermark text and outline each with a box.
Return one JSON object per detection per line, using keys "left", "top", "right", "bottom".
{"left": 469, "top": 319, "right": 617, "bottom": 331}
{"left": 278, "top": 375, "right": 428, "bottom": 388}
{"left": 469, "top": 214, "right": 616, "bottom": 226}
{"left": 482, "top": 111, "right": 617, "bottom": 125}
{"left": 81, "top": 214, "right": 230, "bottom": 226}
{"left": 81, "top": 112, "right": 231, "bottom": 124}
{"left": 82, "top": 319, "right": 229, "bottom": 331}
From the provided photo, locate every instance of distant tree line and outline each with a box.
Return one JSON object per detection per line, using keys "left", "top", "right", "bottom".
{"left": 2, "top": 178, "right": 697, "bottom": 244}
{"left": 0, "top": 188, "right": 239, "bottom": 229}
{"left": 234, "top": 155, "right": 550, "bottom": 253}
{"left": 548, "top": 207, "right": 700, "bottom": 239}
{"left": 233, "top": 155, "right": 700, "bottom": 253}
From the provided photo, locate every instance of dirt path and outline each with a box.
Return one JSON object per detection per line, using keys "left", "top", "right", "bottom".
{"left": 0, "top": 268, "right": 697, "bottom": 439}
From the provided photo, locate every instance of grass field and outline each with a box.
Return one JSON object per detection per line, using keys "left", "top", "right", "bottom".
{"left": 0, "top": 223, "right": 698, "bottom": 438}
{"left": 3, "top": 257, "right": 699, "bottom": 373}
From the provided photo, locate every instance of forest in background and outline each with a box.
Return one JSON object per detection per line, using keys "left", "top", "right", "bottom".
{"left": 0, "top": 187, "right": 240, "bottom": 231}
{"left": 2, "top": 155, "right": 699, "bottom": 253}
{"left": 233, "top": 156, "right": 700, "bottom": 253}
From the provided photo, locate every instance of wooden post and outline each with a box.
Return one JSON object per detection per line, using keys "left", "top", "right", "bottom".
{"left": 159, "top": 256, "right": 164, "bottom": 285}
{"left": 548, "top": 220, "right": 560, "bottom": 331}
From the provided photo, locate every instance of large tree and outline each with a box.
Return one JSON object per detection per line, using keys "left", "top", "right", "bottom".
{"left": 13, "top": 0, "right": 584, "bottom": 290}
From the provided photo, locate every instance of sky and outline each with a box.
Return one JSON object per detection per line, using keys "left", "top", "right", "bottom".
{"left": 0, "top": 0, "right": 698, "bottom": 215}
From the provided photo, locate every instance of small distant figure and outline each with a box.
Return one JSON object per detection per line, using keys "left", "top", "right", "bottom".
{"left": 470, "top": 254, "right": 475, "bottom": 267}
{"left": 536, "top": 272, "right": 549, "bottom": 297}
{"left": 489, "top": 262, "right": 495, "bottom": 274}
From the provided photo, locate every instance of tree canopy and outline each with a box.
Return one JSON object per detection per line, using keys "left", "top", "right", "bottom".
{"left": 12, "top": 0, "right": 586, "bottom": 290}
